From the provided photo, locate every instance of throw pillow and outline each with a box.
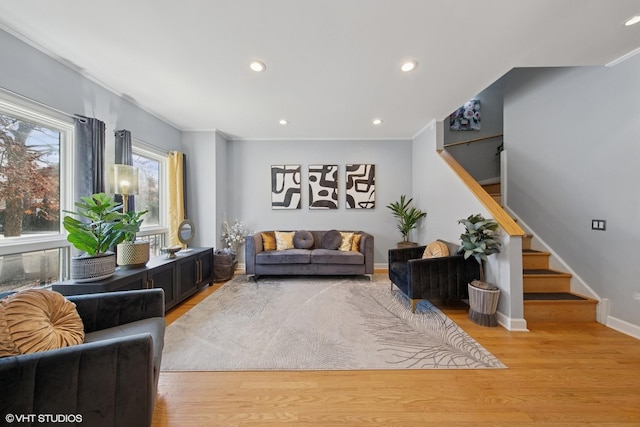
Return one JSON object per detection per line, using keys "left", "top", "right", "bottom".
{"left": 422, "top": 241, "right": 450, "bottom": 259}
{"left": 293, "top": 230, "right": 314, "bottom": 249}
{"left": 339, "top": 232, "right": 354, "bottom": 251}
{"left": 351, "top": 233, "right": 362, "bottom": 252}
{"left": 0, "top": 289, "right": 84, "bottom": 357}
{"left": 321, "top": 229, "right": 342, "bottom": 250}
{"left": 260, "top": 231, "right": 277, "bottom": 251}
{"left": 275, "top": 231, "right": 296, "bottom": 250}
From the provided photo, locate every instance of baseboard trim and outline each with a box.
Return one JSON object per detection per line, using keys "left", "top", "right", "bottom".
{"left": 606, "top": 315, "right": 640, "bottom": 340}
{"left": 497, "top": 311, "right": 529, "bottom": 331}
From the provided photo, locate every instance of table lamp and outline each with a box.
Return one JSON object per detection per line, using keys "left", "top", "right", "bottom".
{"left": 109, "top": 164, "right": 139, "bottom": 212}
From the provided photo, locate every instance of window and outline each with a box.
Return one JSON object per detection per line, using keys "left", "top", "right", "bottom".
{"left": 132, "top": 143, "right": 167, "bottom": 255}
{"left": 0, "top": 92, "right": 72, "bottom": 292}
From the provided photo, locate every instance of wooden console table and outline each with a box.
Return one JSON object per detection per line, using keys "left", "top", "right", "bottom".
{"left": 53, "top": 247, "right": 214, "bottom": 312}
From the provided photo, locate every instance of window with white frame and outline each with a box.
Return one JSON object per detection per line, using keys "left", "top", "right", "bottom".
{"left": 132, "top": 143, "right": 168, "bottom": 256}
{"left": 0, "top": 92, "right": 73, "bottom": 292}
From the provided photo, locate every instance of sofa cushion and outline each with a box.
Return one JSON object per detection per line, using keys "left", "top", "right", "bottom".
{"left": 261, "top": 231, "right": 277, "bottom": 251}
{"left": 275, "top": 231, "right": 295, "bottom": 250}
{"left": 339, "top": 232, "right": 354, "bottom": 251}
{"left": 293, "top": 230, "right": 314, "bottom": 249}
{"left": 322, "top": 229, "right": 342, "bottom": 250}
{"left": 423, "top": 241, "right": 450, "bottom": 258}
{"left": 351, "top": 233, "right": 362, "bottom": 251}
{"left": 311, "top": 249, "right": 364, "bottom": 265}
{"left": 256, "top": 249, "right": 311, "bottom": 264}
{"left": 0, "top": 289, "right": 84, "bottom": 357}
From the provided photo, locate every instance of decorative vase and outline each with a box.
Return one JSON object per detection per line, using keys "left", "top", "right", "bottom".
{"left": 467, "top": 280, "right": 500, "bottom": 327}
{"left": 116, "top": 241, "right": 150, "bottom": 269}
{"left": 70, "top": 252, "right": 116, "bottom": 282}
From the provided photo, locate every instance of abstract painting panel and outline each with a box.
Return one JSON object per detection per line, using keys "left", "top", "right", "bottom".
{"left": 308, "top": 164, "right": 338, "bottom": 209}
{"left": 271, "top": 165, "right": 301, "bottom": 209}
{"left": 346, "top": 164, "right": 375, "bottom": 209}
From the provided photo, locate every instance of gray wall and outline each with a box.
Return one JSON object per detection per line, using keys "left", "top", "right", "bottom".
{"left": 504, "top": 57, "right": 640, "bottom": 329}
{"left": 444, "top": 79, "right": 504, "bottom": 183}
{"left": 223, "top": 139, "right": 414, "bottom": 263}
{"left": 0, "top": 29, "right": 181, "bottom": 152}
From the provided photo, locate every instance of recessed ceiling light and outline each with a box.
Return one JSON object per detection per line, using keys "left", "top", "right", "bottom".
{"left": 249, "top": 60, "right": 266, "bottom": 72}
{"left": 400, "top": 60, "right": 418, "bottom": 72}
{"left": 372, "top": 119, "right": 383, "bottom": 125}
{"left": 279, "top": 119, "right": 288, "bottom": 125}
{"left": 625, "top": 14, "right": 640, "bottom": 26}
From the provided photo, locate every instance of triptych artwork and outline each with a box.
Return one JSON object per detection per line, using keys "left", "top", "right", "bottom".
{"left": 271, "top": 164, "right": 375, "bottom": 210}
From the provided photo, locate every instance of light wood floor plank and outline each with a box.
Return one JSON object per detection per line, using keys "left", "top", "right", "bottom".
{"left": 153, "top": 278, "right": 640, "bottom": 426}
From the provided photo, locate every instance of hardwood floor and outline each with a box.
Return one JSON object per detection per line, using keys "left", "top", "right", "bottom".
{"left": 153, "top": 276, "right": 640, "bottom": 426}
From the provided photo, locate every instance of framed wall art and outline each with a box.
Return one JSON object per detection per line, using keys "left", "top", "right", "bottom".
{"left": 271, "top": 164, "right": 301, "bottom": 209}
{"left": 308, "top": 164, "right": 338, "bottom": 209}
{"left": 449, "top": 99, "right": 481, "bottom": 131}
{"left": 346, "top": 164, "right": 375, "bottom": 209}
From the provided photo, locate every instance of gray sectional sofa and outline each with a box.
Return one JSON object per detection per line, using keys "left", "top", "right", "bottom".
{"left": 245, "top": 230, "right": 374, "bottom": 278}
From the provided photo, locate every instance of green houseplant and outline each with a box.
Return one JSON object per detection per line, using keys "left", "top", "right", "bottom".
{"left": 116, "top": 208, "right": 150, "bottom": 269}
{"left": 458, "top": 213, "right": 501, "bottom": 326}
{"left": 386, "top": 195, "right": 427, "bottom": 248}
{"left": 63, "top": 193, "right": 127, "bottom": 281}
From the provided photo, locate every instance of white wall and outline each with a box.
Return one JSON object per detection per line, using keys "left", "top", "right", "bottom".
{"left": 223, "top": 138, "right": 413, "bottom": 263}
{"left": 0, "top": 29, "right": 181, "bottom": 153}
{"left": 504, "top": 57, "right": 640, "bottom": 331}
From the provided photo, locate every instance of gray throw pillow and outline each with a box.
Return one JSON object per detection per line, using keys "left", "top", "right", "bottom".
{"left": 293, "top": 230, "right": 314, "bottom": 249}
{"left": 322, "top": 229, "right": 342, "bottom": 250}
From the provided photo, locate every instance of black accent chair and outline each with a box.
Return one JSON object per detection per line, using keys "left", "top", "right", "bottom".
{"left": 0, "top": 289, "right": 165, "bottom": 427}
{"left": 388, "top": 241, "right": 480, "bottom": 312}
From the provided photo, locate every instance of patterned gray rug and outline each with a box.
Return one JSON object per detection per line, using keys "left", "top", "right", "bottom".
{"left": 161, "top": 275, "right": 506, "bottom": 371}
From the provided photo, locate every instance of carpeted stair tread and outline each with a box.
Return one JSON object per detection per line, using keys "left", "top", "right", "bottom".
{"left": 524, "top": 292, "right": 588, "bottom": 301}
{"left": 523, "top": 269, "right": 570, "bottom": 276}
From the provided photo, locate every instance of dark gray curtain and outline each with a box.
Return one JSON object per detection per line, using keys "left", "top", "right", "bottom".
{"left": 114, "top": 129, "right": 132, "bottom": 165}
{"left": 74, "top": 115, "right": 106, "bottom": 200}
{"left": 114, "top": 129, "right": 134, "bottom": 211}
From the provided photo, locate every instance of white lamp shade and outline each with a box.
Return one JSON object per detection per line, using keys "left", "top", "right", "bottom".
{"left": 109, "top": 164, "right": 139, "bottom": 195}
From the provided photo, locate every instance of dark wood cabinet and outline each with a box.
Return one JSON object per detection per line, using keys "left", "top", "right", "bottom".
{"left": 53, "top": 247, "right": 214, "bottom": 312}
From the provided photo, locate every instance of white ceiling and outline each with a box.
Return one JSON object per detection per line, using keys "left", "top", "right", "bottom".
{"left": 0, "top": 0, "right": 639, "bottom": 140}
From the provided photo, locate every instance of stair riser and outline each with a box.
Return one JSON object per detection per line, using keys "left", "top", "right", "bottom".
{"left": 523, "top": 276, "right": 571, "bottom": 293}
{"left": 522, "top": 254, "right": 550, "bottom": 270}
{"left": 524, "top": 301, "right": 596, "bottom": 323}
{"left": 522, "top": 235, "right": 532, "bottom": 250}
{"left": 482, "top": 183, "right": 501, "bottom": 194}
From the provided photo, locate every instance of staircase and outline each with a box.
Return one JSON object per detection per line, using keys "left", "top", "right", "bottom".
{"left": 522, "top": 236, "right": 597, "bottom": 323}
{"left": 480, "top": 182, "right": 598, "bottom": 324}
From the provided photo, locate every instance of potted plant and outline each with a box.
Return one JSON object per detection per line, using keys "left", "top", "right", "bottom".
{"left": 116, "top": 208, "right": 150, "bottom": 269}
{"left": 386, "top": 195, "right": 427, "bottom": 248}
{"left": 63, "top": 193, "right": 127, "bottom": 282}
{"left": 458, "top": 213, "right": 501, "bottom": 326}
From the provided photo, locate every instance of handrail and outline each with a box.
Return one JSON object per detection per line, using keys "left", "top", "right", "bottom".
{"left": 439, "top": 150, "right": 525, "bottom": 237}
{"left": 443, "top": 133, "right": 502, "bottom": 148}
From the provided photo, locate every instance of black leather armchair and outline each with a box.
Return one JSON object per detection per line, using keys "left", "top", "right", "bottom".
{"left": 0, "top": 289, "right": 165, "bottom": 427}
{"left": 388, "top": 241, "right": 480, "bottom": 312}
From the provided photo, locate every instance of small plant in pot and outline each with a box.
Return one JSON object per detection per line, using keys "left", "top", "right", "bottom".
{"left": 63, "top": 193, "right": 127, "bottom": 282}
{"left": 386, "top": 195, "right": 427, "bottom": 248}
{"left": 116, "top": 208, "right": 150, "bottom": 269}
{"left": 458, "top": 213, "right": 501, "bottom": 326}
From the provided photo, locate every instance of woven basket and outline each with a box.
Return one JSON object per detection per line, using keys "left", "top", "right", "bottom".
{"left": 214, "top": 253, "right": 237, "bottom": 282}
{"left": 71, "top": 252, "right": 116, "bottom": 282}
{"left": 468, "top": 281, "right": 500, "bottom": 327}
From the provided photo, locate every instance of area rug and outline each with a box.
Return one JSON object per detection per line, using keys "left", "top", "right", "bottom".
{"left": 161, "top": 275, "right": 506, "bottom": 371}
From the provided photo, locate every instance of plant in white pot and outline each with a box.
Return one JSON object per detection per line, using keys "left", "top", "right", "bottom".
{"left": 386, "top": 195, "right": 427, "bottom": 248}
{"left": 458, "top": 213, "right": 501, "bottom": 326}
{"left": 63, "top": 193, "right": 127, "bottom": 282}
{"left": 116, "top": 208, "right": 150, "bottom": 269}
